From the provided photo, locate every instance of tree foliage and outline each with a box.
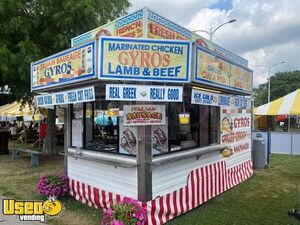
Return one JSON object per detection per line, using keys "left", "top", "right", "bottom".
{"left": 0, "top": 0, "right": 130, "bottom": 105}
{"left": 0, "top": 0, "right": 130, "bottom": 154}
{"left": 253, "top": 70, "right": 300, "bottom": 107}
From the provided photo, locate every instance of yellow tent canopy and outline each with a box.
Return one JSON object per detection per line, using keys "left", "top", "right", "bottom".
{"left": 254, "top": 89, "right": 300, "bottom": 115}
{"left": 0, "top": 101, "right": 36, "bottom": 121}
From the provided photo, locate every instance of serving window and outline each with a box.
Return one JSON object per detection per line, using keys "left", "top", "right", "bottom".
{"left": 162, "top": 89, "right": 220, "bottom": 156}
{"left": 69, "top": 85, "right": 221, "bottom": 156}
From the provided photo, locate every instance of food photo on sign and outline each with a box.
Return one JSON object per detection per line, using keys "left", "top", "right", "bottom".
{"left": 220, "top": 111, "right": 251, "bottom": 158}
{"left": 152, "top": 123, "right": 168, "bottom": 155}
{"left": 119, "top": 117, "right": 138, "bottom": 155}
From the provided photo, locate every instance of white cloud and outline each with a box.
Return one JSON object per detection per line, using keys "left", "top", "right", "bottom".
{"left": 129, "top": 0, "right": 300, "bottom": 88}
{"left": 129, "top": 0, "right": 218, "bottom": 24}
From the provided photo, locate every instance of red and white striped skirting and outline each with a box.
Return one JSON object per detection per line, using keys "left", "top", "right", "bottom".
{"left": 69, "top": 159, "right": 253, "bottom": 225}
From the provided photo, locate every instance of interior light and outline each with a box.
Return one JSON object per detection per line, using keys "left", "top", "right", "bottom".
{"left": 192, "top": 86, "right": 221, "bottom": 94}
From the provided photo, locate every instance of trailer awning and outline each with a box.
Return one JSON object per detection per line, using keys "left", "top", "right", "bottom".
{"left": 254, "top": 89, "right": 300, "bottom": 115}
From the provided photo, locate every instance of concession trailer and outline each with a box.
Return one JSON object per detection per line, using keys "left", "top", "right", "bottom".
{"left": 32, "top": 7, "right": 253, "bottom": 225}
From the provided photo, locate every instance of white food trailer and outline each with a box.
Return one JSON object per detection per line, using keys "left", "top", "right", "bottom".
{"left": 32, "top": 8, "right": 253, "bottom": 225}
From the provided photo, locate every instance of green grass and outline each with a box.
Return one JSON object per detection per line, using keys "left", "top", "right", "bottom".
{"left": 1, "top": 142, "right": 299, "bottom": 225}
{"left": 167, "top": 154, "right": 300, "bottom": 225}
{"left": 0, "top": 142, "right": 101, "bottom": 225}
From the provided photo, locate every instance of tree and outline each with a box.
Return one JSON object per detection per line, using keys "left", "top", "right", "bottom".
{"left": 253, "top": 70, "right": 300, "bottom": 107}
{"left": 0, "top": 0, "right": 130, "bottom": 154}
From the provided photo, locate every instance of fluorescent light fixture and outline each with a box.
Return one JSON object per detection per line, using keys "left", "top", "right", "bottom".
{"left": 192, "top": 86, "right": 221, "bottom": 94}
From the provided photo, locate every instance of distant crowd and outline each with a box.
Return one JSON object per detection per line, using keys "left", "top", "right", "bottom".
{"left": 0, "top": 119, "right": 64, "bottom": 146}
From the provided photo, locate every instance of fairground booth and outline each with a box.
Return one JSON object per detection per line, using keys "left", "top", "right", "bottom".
{"left": 32, "top": 8, "right": 253, "bottom": 225}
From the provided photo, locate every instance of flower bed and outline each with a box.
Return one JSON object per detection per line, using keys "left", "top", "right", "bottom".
{"left": 101, "top": 197, "right": 147, "bottom": 225}
{"left": 37, "top": 174, "right": 69, "bottom": 198}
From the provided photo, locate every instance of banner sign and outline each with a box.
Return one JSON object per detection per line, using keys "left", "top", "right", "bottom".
{"left": 123, "top": 105, "right": 166, "bottom": 126}
{"left": 71, "top": 9, "right": 144, "bottom": 47}
{"left": 194, "top": 46, "right": 252, "bottom": 94}
{"left": 220, "top": 112, "right": 251, "bottom": 158}
{"left": 147, "top": 10, "right": 191, "bottom": 40}
{"left": 35, "top": 86, "right": 95, "bottom": 107}
{"left": 106, "top": 84, "right": 183, "bottom": 102}
{"left": 191, "top": 89, "right": 233, "bottom": 107}
{"left": 31, "top": 41, "right": 96, "bottom": 90}
{"left": 234, "top": 96, "right": 251, "bottom": 109}
{"left": 99, "top": 37, "right": 191, "bottom": 82}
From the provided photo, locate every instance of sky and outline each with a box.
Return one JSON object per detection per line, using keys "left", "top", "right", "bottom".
{"left": 129, "top": 0, "right": 300, "bottom": 87}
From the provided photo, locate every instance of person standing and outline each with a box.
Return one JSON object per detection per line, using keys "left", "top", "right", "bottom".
{"left": 40, "top": 119, "right": 47, "bottom": 146}
{"left": 106, "top": 116, "right": 114, "bottom": 136}
{"left": 9, "top": 124, "right": 17, "bottom": 139}
{"left": 18, "top": 124, "right": 27, "bottom": 143}
{"left": 29, "top": 121, "right": 34, "bottom": 131}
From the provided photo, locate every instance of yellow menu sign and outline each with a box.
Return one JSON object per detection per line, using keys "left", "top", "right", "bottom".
{"left": 194, "top": 46, "right": 252, "bottom": 93}
{"left": 99, "top": 37, "right": 191, "bottom": 83}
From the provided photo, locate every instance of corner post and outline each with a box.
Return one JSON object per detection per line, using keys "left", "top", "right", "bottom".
{"left": 137, "top": 125, "right": 152, "bottom": 202}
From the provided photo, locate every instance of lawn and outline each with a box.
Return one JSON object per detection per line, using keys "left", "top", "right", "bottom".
{"left": 0, "top": 141, "right": 299, "bottom": 225}
{"left": 0, "top": 141, "right": 101, "bottom": 225}
{"left": 167, "top": 154, "right": 300, "bottom": 225}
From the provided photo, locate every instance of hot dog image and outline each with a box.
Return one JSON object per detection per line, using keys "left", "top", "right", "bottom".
{"left": 120, "top": 128, "right": 137, "bottom": 154}
{"left": 152, "top": 127, "right": 168, "bottom": 153}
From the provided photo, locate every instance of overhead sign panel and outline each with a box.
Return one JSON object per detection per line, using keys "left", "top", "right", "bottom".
{"left": 191, "top": 89, "right": 252, "bottom": 110}
{"left": 191, "top": 89, "right": 232, "bottom": 107}
{"left": 35, "top": 86, "right": 95, "bottom": 107}
{"left": 193, "top": 45, "right": 252, "bottom": 94}
{"left": 99, "top": 37, "right": 191, "bottom": 83}
{"left": 71, "top": 9, "right": 144, "bottom": 47}
{"left": 31, "top": 41, "right": 96, "bottom": 91}
{"left": 106, "top": 84, "right": 183, "bottom": 102}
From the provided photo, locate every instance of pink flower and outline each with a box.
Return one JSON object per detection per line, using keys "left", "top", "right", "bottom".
{"left": 101, "top": 197, "right": 147, "bottom": 225}
{"left": 37, "top": 173, "right": 69, "bottom": 198}
{"left": 133, "top": 199, "right": 140, "bottom": 207}
{"left": 105, "top": 208, "right": 112, "bottom": 217}
{"left": 123, "top": 197, "right": 133, "bottom": 204}
{"left": 111, "top": 220, "right": 124, "bottom": 225}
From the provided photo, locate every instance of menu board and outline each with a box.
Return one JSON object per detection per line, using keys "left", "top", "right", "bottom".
{"left": 31, "top": 41, "right": 96, "bottom": 90}
{"left": 194, "top": 46, "right": 252, "bottom": 94}
{"left": 72, "top": 119, "right": 83, "bottom": 148}
{"left": 220, "top": 112, "right": 251, "bottom": 158}
{"left": 99, "top": 37, "right": 191, "bottom": 83}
